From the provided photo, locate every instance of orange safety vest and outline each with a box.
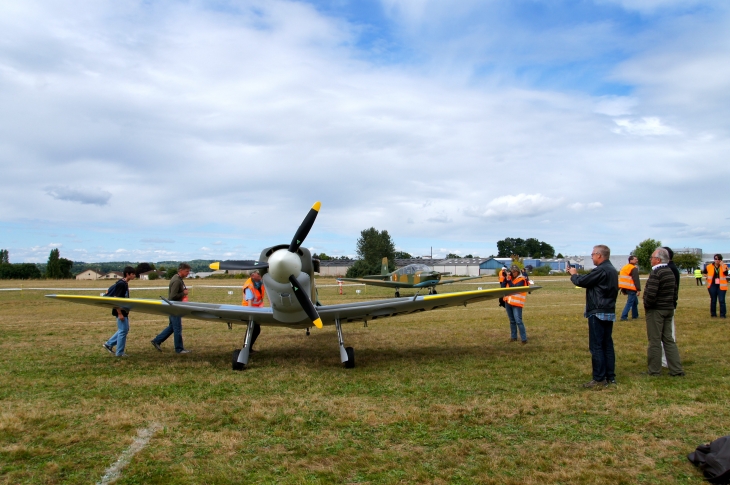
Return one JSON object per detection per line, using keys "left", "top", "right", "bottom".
{"left": 506, "top": 276, "right": 528, "bottom": 308}
{"left": 706, "top": 263, "right": 728, "bottom": 291}
{"left": 618, "top": 264, "right": 637, "bottom": 291}
{"left": 498, "top": 270, "right": 506, "bottom": 283}
{"left": 242, "top": 278, "right": 266, "bottom": 307}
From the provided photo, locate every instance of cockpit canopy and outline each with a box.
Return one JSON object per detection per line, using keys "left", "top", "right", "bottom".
{"left": 396, "top": 264, "right": 433, "bottom": 275}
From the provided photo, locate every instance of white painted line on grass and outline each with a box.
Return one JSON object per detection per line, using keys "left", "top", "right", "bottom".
{"left": 97, "top": 422, "right": 161, "bottom": 485}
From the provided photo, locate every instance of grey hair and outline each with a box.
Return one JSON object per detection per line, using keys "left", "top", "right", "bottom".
{"left": 653, "top": 247, "right": 669, "bottom": 264}
{"left": 593, "top": 245, "right": 610, "bottom": 259}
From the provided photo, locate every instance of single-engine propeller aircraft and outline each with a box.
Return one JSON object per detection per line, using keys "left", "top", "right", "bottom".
{"left": 47, "top": 202, "right": 540, "bottom": 371}
{"left": 337, "top": 257, "right": 483, "bottom": 297}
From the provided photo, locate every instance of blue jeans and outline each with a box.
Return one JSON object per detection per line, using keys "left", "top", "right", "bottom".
{"left": 588, "top": 315, "right": 615, "bottom": 381}
{"left": 506, "top": 304, "right": 527, "bottom": 342}
{"left": 152, "top": 315, "right": 185, "bottom": 352}
{"left": 620, "top": 291, "right": 639, "bottom": 320}
{"left": 709, "top": 286, "right": 727, "bottom": 317}
{"left": 106, "top": 316, "right": 129, "bottom": 356}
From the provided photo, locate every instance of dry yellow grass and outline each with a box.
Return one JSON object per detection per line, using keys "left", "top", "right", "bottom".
{"left": 0, "top": 276, "right": 727, "bottom": 484}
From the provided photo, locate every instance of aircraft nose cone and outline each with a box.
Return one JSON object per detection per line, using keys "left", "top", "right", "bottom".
{"left": 268, "top": 249, "right": 302, "bottom": 284}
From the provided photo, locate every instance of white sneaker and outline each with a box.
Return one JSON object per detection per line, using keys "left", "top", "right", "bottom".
{"left": 177, "top": 349, "right": 191, "bottom": 354}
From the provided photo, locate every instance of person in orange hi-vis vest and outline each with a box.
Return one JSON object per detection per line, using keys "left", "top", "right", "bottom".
{"left": 242, "top": 270, "right": 266, "bottom": 350}
{"left": 505, "top": 265, "right": 529, "bottom": 344}
{"left": 619, "top": 255, "right": 641, "bottom": 321}
{"left": 703, "top": 254, "right": 728, "bottom": 318}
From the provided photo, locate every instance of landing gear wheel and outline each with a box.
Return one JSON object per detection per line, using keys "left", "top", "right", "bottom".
{"left": 344, "top": 347, "right": 355, "bottom": 369}
{"left": 232, "top": 349, "right": 245, "bottom": 371}
{"left": 432, "top": 288, "right": 437, "bottom": 294}
{"left": 395, "top": 290, "right": 400, "bottom": 298}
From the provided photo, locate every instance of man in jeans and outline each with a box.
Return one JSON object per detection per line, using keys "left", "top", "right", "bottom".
{"left": 103, "top": 266, "right": 137, "bottom": 357}
{"left": 568, "top": 245, "right": 619, "bottom": 388}
{"left": 151, "top": 263, "right": 191, "bottom": 354}
{"left": 619, "top": 255, "right": 641, "bottom": 321}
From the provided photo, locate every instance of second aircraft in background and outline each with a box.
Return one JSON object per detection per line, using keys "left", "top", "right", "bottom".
{"left": 338, "top": 257, "right": 482, "bottom": 297}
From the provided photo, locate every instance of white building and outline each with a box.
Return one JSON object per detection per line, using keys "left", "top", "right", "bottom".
{"left": 76, "top": 269, "right": 104, "bottom": 280}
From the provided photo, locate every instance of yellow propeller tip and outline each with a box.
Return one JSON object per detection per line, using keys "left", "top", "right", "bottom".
{"left": 210, "top": 262, "right": 220, "bottom": 270}
{"left": 312, "top": 201, "right": 321, "bottom": 212}
{"left": 313, "top": 318, "right": 323, "bottom": 329}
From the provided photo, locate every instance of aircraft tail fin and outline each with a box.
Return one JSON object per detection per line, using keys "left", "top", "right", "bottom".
{"left": 381, "top": 257, "right": 389, "bottom": 276}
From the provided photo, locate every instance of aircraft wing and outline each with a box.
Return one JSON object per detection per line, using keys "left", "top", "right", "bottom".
{"left": 431, "top": 275, "right": 484, "bottom": 286}
{"left": 47, "top": 286, "right": 540, "bottom": 328}
{"left": 316, "top": 286, "right": 541, "bottom": 324}
{"left": 336, "top": 277, "right": 405, "bottom": 288}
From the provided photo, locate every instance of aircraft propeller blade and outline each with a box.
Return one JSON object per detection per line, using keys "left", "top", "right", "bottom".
{"left": 288, "top": 274, "right": 322, "bottom": 328}
{"left": 210, "top": 261, "right": 270, "bottom": 271}
{"left": 288, "top": 201, "right": 321, "bottom": 253}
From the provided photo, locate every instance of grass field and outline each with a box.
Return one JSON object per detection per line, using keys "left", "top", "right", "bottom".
{"left": 1, "top": 276, "right": 728, "bottom": 484}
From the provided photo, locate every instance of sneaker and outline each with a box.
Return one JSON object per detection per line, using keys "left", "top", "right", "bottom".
{"left": 151, "top": 340, "right": 162, "bottom": 352}
{"left": 509, "top": 338, "right": 518, "bottom": 342}
{"left": 619, "top": 318, "right": 628, "bottom": 321}
{"left": 177, "top": 349, "right": 191, "bottom": 354}
{"left": 606, "top": 378, "right": 617, "bottom": 385}
{"left": 521, "top": 340, "right": 528, "bottom": 345}
{"left": 116, "top": 353, "right": 129, "bottom": 358}
{"left": 582, "top": 379, "right": 606, "bottom": 388}
{"left": 103, "top": 343, "right": 114, "bottom": 354}
{"left": 670, "top": 372, "right": 686, "bottom": 377}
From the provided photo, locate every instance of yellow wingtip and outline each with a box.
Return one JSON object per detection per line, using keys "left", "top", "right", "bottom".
{"left": 312, "top": 201, "right": 321, "bottom": 212}
{"left": 210, "top": 262, "right": 220, "bottom": 270}
{"left": 313, "top": 318, "right": 323, "bottom": 329}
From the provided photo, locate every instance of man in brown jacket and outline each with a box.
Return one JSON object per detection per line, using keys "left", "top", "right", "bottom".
{"left": 643, "top": 248, "right": 684, "bottom": 376}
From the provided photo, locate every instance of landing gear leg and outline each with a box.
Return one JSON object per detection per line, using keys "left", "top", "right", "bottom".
{"left": 395, "top": 289, "right": 400, "bottom": 298}
{"left": 306, "top": 327, "right": 310, "bottom": 336}
{"left": 335, "top": 318, "right": 354, "bottom": 369}
{"left": 232, "top": 318, "right": 255, "bottom": 371}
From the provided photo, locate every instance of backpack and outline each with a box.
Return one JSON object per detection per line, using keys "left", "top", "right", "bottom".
{"left": 688, "top": 435, "right": 730, "bottom": 484}
{"left": 104, "top": 280, "right": 125, "bottom": 297}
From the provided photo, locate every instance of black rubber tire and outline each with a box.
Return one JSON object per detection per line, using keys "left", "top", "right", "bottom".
{"left": 232, "top": 349, "right": 245, "bottom": 371}
{"left": 344, "top": 347, "right": 355, "bottom": 369}
{"left": 395, "top": 291, "right": 400, "bottom": 298}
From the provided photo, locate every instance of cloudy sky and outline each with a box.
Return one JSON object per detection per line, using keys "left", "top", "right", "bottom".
{"left": 1, "top": 0, "right": 729, "bottom": 264}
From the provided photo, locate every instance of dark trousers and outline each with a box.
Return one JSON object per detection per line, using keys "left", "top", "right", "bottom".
{"left": 251, "top": 323, "right": 261, "bottom": 348}
{"left": 696, "top": 277, "right": 703, "bottom": 286}
{"left": 708, "top": 286, "right": 727, "bottom": 317}
{"left": 646, "top": 308, "right": 683, "bottom": 375}
{"left": 588, "top": 315, "right": 615, "bottom": 381}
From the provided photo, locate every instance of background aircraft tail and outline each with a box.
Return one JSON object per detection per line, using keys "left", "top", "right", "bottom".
{"left": 381, "top": 257, "right": 389, "bottom": 276}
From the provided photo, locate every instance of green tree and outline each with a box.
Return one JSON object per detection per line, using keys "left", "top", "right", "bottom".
{"left": 0, "top": 249, "right": 8, "bottom": 264}
{"left": 355, "top": 227, "right": 395, "bottom": 268}
{"left": 633, "top": 238, "right": 661, "bottom": 272}
{"left": 166, "top": 268, "right": 178, "bottom": 279}
{"left": 46, "top": 248, "right": 61, "bottom": 279}
{"left": 394, "top": 251, "right": 412, "bottom": 259}
{"left": 347, "top": 227, "right": 396, "bottom": 278}
{"left": 59, "top": 258, "right": 73, "bottom": 279}
{"left": 464, "top": 254, "right": 474, "bottom": 258}
{"left": 556, "top": 253, "right": 564, "bottom": 259}
{"left": 446, "top": 253, "right": 461, "bottom": 259}
{"left": 316, "top": 253, "right": 333, "bottom": 260}
{"left": 136, "top": 262, "right": 154, "bottom": 275}
{"left": 673, "top": 253, "right": 702, "bottom": 272}
{"left": 148, "top": 272, "right": 159, "bottom": 280}
{"left": 497, "top": 237, "right": 555, "bottom": 258}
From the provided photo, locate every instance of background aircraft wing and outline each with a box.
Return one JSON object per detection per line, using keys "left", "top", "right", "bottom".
{"left": 47, "top": 285, "right": 540, "bottom": 328}
{"left": 432, "top": 275, "right": 485, "bottom": 286}
{"left": 336, "top": 278, "right": 404, "bottom": 288}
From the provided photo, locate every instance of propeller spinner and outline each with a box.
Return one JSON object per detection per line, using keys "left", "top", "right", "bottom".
{"left": 210, "top": 201, "right": 323, "bottom": 328}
